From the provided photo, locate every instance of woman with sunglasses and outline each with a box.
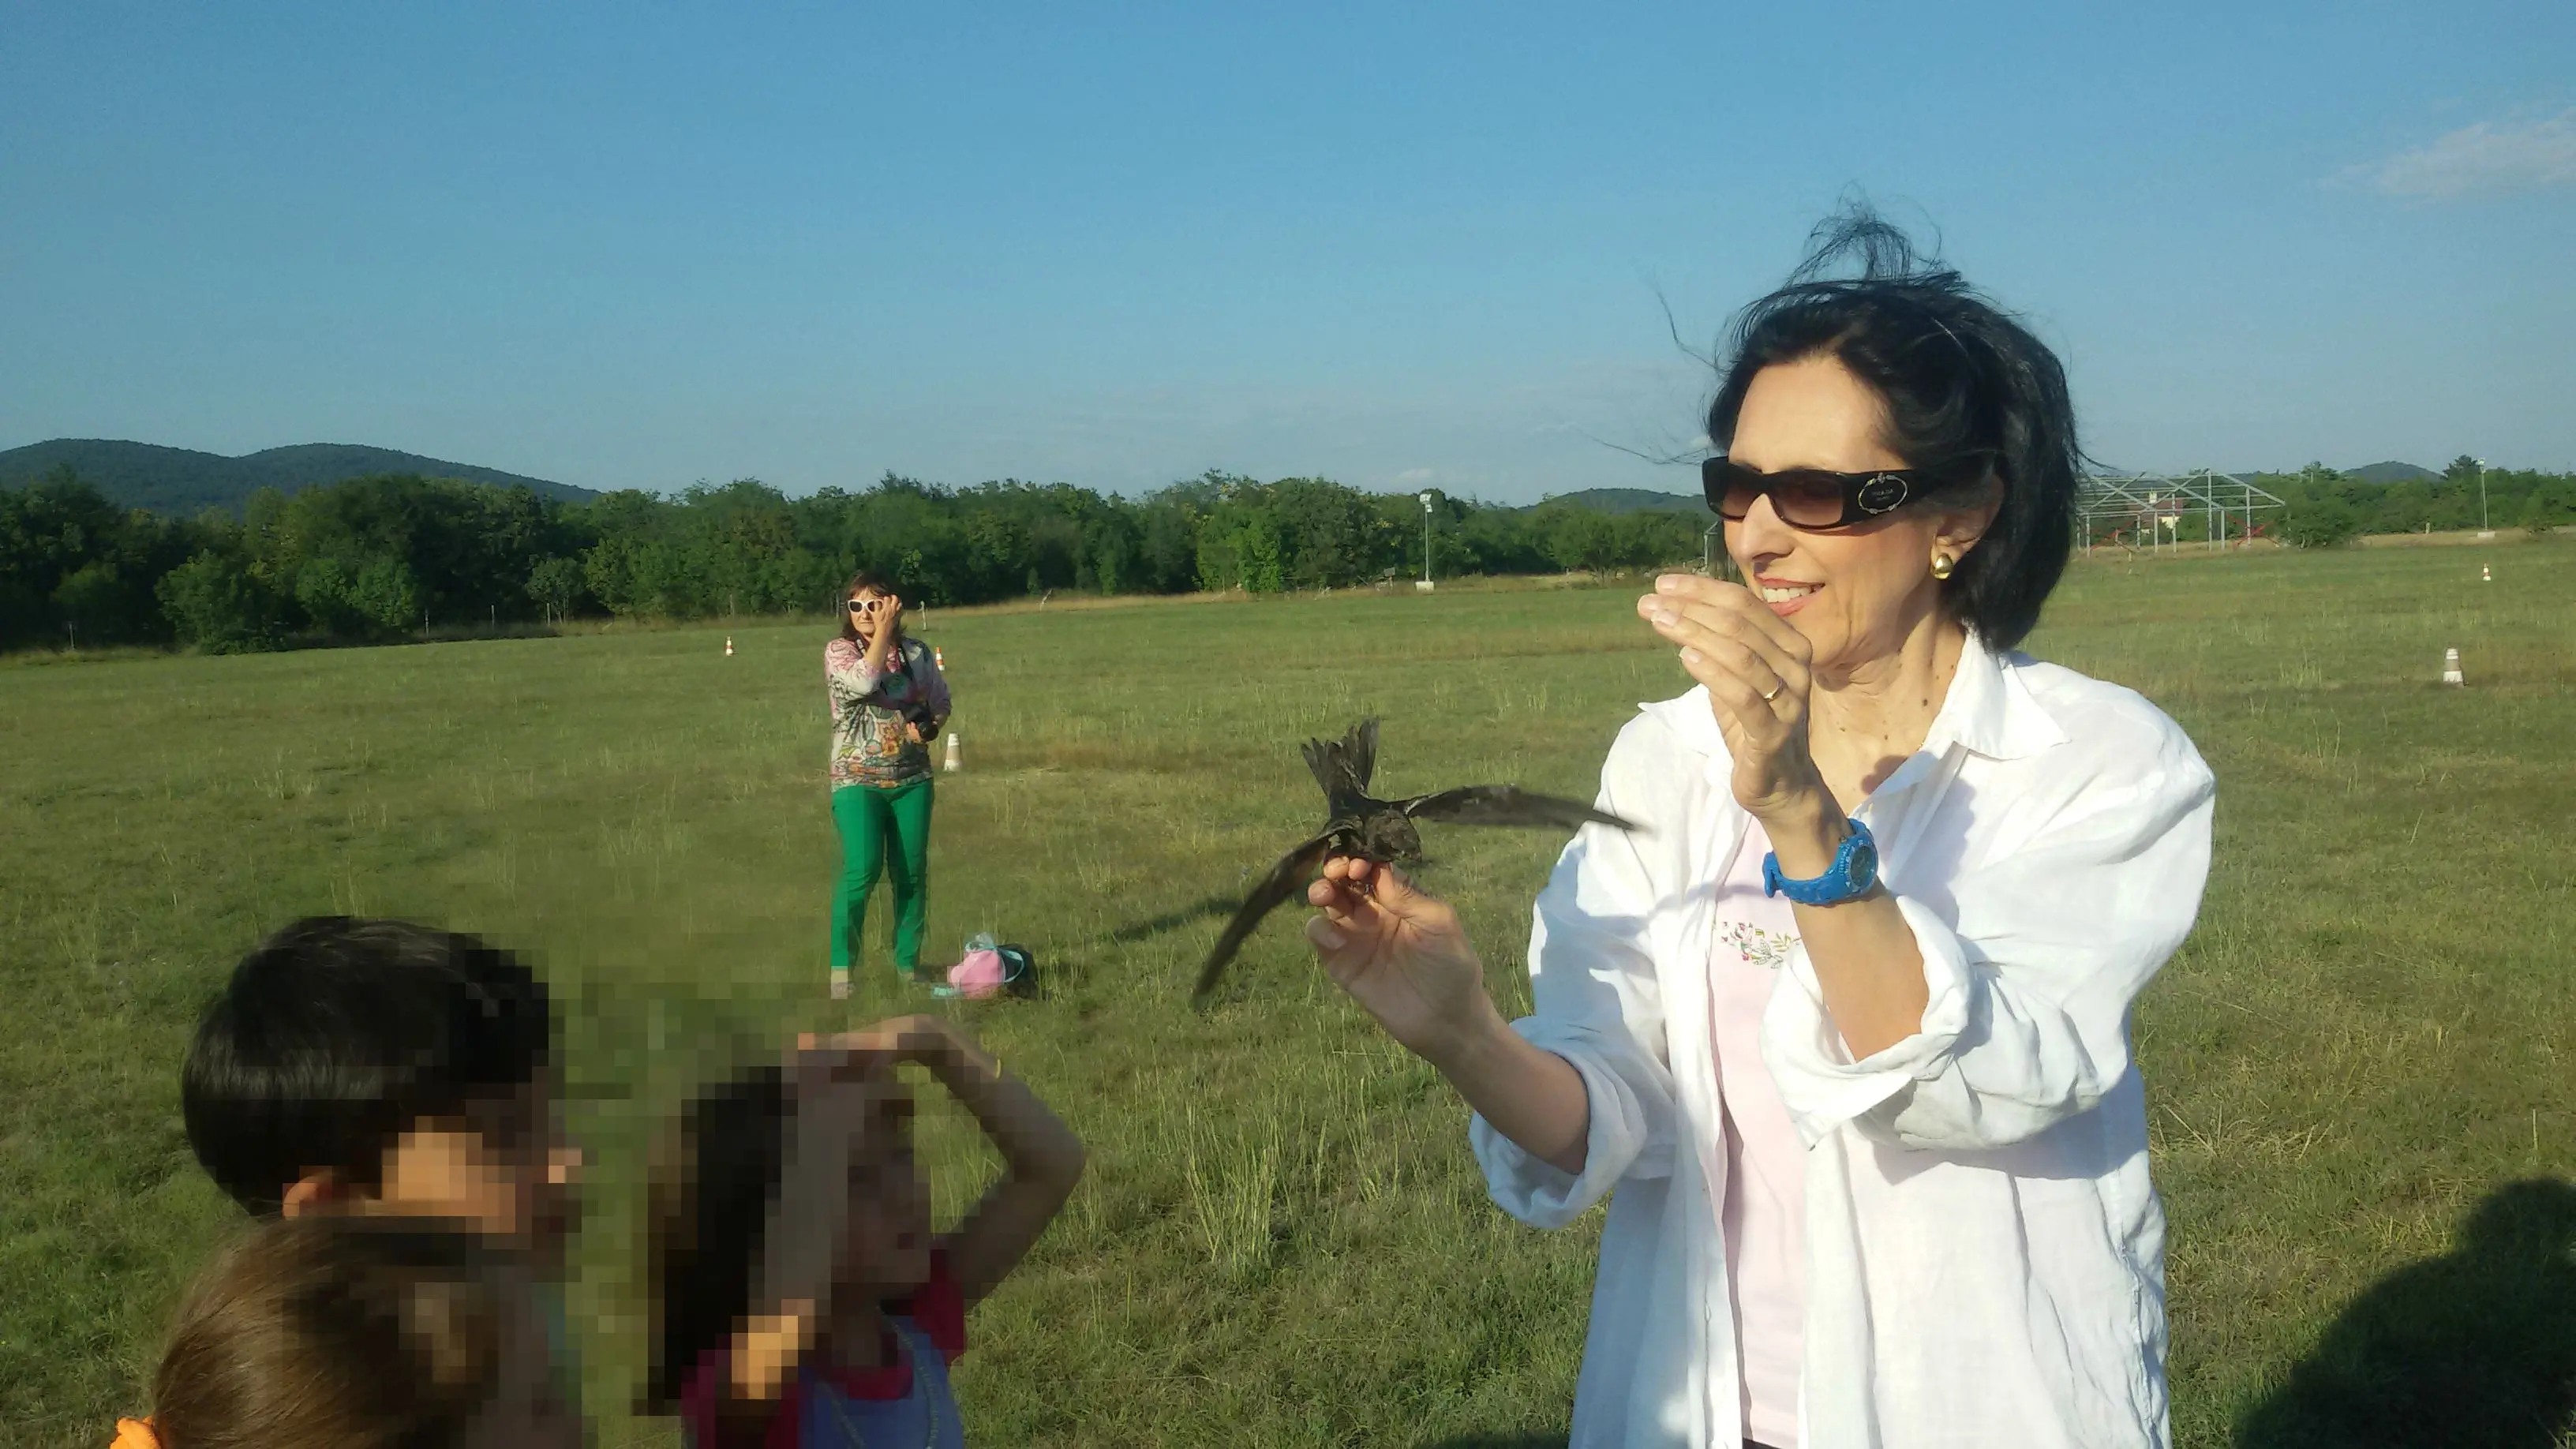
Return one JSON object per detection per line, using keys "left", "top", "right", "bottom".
{"left": 1301, "top": 212, "right": 2213, "bottom": 1449}
{"left": 826, "top": 571, "right": 951, "bottom": 1000}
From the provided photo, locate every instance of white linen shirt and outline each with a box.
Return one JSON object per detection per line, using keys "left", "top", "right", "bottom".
{"left": 1470, "top": 639, "right": 2215, "bottom": 1449}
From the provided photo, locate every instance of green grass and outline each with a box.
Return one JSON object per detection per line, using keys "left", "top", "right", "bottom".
{"left": 4, "top": 543, "right": 2573, "bottom": 1447}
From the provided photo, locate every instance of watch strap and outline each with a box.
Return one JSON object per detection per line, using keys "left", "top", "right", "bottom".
{"left": 1762, "top": 818, "right": 1878, "bottom": 906}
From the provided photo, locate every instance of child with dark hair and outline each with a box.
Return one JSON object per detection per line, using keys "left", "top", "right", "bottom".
{"left": 644, "top": 1015, "right": 1083, "bottom": 1448}
{"left": 182, "top": 915, "right": 578, "bottom": 1249}
{"left": 114, "top": 1216, "right": 582, "bottom": 1449}
{"left": 168, "top": 916, "right": 588, "bottom": 1438}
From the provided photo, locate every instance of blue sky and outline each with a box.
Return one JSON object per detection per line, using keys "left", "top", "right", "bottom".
{"left": 3, "top": 2, "right": 2570, "bottom": 502}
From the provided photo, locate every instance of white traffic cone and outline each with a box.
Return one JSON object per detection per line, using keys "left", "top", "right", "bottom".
{"left": 943, "top": 732, "right": 961, "bottom": 773}
{"left": 724, "top": 635, "right": 735, "bottom": 657}
{"left": 2482, "top": 565, "right": 2492, "bottom": 583}
{"left": 2441, "top": 647, "right": 2464, "bottom": 686}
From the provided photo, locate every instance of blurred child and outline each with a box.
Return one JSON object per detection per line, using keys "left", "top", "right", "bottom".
{"left": 182, "top": 916, "right": 580, "bottom": 1257}
{"left": 168, "top": 916, "right": 588, "bottom": 1436}
{"left": 114, "top": 1215, "right": 582, "bottom": 1449}
{"left": 644, "top": 1015, "right": 1084, "bottom": 1449}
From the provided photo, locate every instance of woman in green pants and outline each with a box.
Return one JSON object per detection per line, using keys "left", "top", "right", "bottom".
{"left": 824, "top": 570, "right": 951, "bottom": 999}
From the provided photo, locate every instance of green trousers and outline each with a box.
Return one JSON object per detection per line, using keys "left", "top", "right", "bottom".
{"left": 830, "top": 777, "right": 934, "bottom": 976}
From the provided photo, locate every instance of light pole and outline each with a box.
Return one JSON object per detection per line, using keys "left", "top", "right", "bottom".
{"left": 2477, "top": 457, "right": 2489, "bottom": 532}
{"left": 1418, "top": 492, "right": 1435, "bottom": 587}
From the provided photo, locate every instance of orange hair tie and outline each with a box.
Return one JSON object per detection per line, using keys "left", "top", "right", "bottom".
{"left": 112, "top": 1417, "right": 163, "bottom": 1449}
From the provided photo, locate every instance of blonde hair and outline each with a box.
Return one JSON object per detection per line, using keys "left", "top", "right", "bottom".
{"left": 152, "top": 1218, "right": 515, "bottom": 1449}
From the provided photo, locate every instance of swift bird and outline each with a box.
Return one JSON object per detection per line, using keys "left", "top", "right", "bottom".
{"left": 1192, "top": 719, "right": 1637, "bottom": 1001}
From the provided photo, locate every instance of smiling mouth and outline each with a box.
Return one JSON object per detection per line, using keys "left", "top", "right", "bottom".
{"left": 1758, "top": 582, "right": 1820, "bottom": 603}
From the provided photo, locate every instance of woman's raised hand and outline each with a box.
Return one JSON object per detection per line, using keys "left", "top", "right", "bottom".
{"left": 1305, "top": 857, "right": 1494, "bottom": 1058}
{"left": 1637, "top": 573, "right": 1827, "bottom": 822}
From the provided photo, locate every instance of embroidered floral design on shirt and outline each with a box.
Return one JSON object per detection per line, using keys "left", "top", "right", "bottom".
{"left": 1724, "top": 920, "right": 1796, "bottom": 970}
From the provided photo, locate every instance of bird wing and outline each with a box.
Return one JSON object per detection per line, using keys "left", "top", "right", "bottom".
{"left": 1301, "top": 718, "right": 1380, "bottom": 799}
{"left": 1193, "top": 831, "right": 1339, "bottom": 1001}
{"left": 1401, "top": 786, "right": 1638, "bottom": 834}
{"left": 1349, "top": 717, "right": 1379, "bottom": 793}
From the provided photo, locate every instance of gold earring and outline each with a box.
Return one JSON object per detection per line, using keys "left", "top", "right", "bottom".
{"left": 1930, "top": 551, "right": 1956, "bottom": 581}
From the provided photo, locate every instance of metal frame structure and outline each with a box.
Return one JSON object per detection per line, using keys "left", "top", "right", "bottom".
{"left": 2075, "top": 469, "right": 2286, "bottom": 556}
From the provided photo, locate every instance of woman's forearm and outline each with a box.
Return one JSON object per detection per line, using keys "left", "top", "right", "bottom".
{"left": 1766, "top": 795, "right": 1931, "bottom": 1060}
{"left": 1422, "top": 1001, "right": 1593, "bottom": 1177}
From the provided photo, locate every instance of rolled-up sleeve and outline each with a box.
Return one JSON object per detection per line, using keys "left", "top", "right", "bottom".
{"left": 1762, "top": 718, "right": 2216, "bottom": 1151}
{"left": 1472, "top": 738, "right": 1682, "bottom": 1229}
{"left": 826, "top": 637, "right": 880, "bottom": 694}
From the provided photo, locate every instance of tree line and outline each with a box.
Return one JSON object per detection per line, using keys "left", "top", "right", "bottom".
{"left": 2259, "top": 458, "right": 2574, "bottom": 549}
{"left": 9, "top": 455, "right": 2568, "bottom": 655}
{"left": 0, "top": 466, "right": 1713, "bottom": 653}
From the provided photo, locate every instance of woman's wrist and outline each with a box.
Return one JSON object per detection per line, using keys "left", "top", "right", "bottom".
{"left": 1758, "top": 788, "right": 1849, "bottom": 880}
{"left": 1414, "top": 987, "right": 1513, "bottom": 1080}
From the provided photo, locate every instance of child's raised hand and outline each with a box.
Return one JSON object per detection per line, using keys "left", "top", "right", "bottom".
{"left": 812, "top": 1015, "right": 1085, "bottom": 1308}
{"left": 732, "top": 1039, "right": 912, "bottom": 1410}
{"left": 806, "top": 1015, "right": 956, "bottom": 1073}
{"left": 846, "top": 1014, "right": 949, "bottom": 1056}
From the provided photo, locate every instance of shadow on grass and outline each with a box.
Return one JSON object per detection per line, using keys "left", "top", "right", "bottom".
{"left": 1103, "top": 893, "right": 1240, "bottom": 945}
{"left": 2235, "top": 1177, "right": 2576, "bottom": 1448}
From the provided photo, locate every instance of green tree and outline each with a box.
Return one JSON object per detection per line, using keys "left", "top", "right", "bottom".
{"left": 528, "top": 556, "right": 583, "bottom": 623}
{"left": 2283, "top": 496, "right": 2361, "bottom": 549}
{"left": 1538, "top": 506, "right": 1621, "bottom": 572}
{"left": 1, "top": 466, "right": 193, "bottom": 648}
{"left": 158, "top": 550, "right": 287, "bottom": 652}
{"left": 2523, "top": 492, "right": 2558, "bottom": 538}
{"left": 51, "top": 562, "right": 126, "bottom": 649}
{"left": 293, "top": 558, "right": 366, "bottom": 636}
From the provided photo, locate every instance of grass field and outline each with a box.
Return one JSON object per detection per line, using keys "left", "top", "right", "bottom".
{"left": 6, "top": 541, "right": 2574, "bottom": 1447}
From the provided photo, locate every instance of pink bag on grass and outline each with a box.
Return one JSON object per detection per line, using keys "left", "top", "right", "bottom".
{"left": 945, "top": 948, "right": 1008, "bottom": 998}
{"left": 938, "top": 940, "right": 1036, "bottom": 1000}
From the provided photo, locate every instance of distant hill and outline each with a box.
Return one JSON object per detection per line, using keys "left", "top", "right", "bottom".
{"left": 0, "top": 439, "right": 595, "bottom": 515}
{"left": 1537, "top": 487, "right": 1713, "bottom": 516}
{"left": 2343, "top": 460, "right": 2440, "bottom": 485}
{"left": 2214, "top": 462, "right": 2441, "bottom": 484}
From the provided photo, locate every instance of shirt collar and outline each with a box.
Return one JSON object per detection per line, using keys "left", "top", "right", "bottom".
{"left": 1931, "top": 633, "right": 2068, "bottom": 762}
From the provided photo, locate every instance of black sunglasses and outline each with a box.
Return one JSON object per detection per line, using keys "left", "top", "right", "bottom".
{"left": 1702, "top": 457, "right": 1938, "bottom": 530}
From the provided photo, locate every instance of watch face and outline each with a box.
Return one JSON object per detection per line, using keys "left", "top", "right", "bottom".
{"left": 1849, "top": 838, "right": 1879, "bottom": 888}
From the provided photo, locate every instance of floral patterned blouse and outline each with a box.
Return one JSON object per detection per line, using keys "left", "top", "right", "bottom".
{"left": 826, "top": 635, "right": 951, "bottom": 790}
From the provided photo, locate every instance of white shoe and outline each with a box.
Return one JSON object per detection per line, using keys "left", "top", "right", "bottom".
{"left": 829, "top": 972, "right": 852, "bottom": 1001}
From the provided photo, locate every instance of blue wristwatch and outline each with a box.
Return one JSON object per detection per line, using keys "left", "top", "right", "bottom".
{"left": 1762, "top": 817, "right": 1879, "bottom": 905}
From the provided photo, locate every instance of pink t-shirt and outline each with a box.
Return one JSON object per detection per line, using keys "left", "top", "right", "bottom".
{"left": 1709, "top": 821, "right": 1808, "bottom": 1447}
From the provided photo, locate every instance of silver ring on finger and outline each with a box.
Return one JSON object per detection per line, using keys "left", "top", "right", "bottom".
{"left": 1761, "top": 680, "right": 1784, "bottom": 702}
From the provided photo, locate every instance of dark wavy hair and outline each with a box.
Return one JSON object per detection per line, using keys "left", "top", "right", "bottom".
{"left": 182, "top": 918, "right": 554, "bottom": 1217}
{"left": 1706, "top": 208, "right": 2081, "bottom": 650}
{"left": 836, "top": 569, "right": 908, "bottom": 647}
{"left": 641, "top": 1065, "right": 791, "bottom": 1415}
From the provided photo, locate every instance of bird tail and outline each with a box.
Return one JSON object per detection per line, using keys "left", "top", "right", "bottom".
{"left": 1301, "top": 718, "right": 1378, "bottom": 798}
